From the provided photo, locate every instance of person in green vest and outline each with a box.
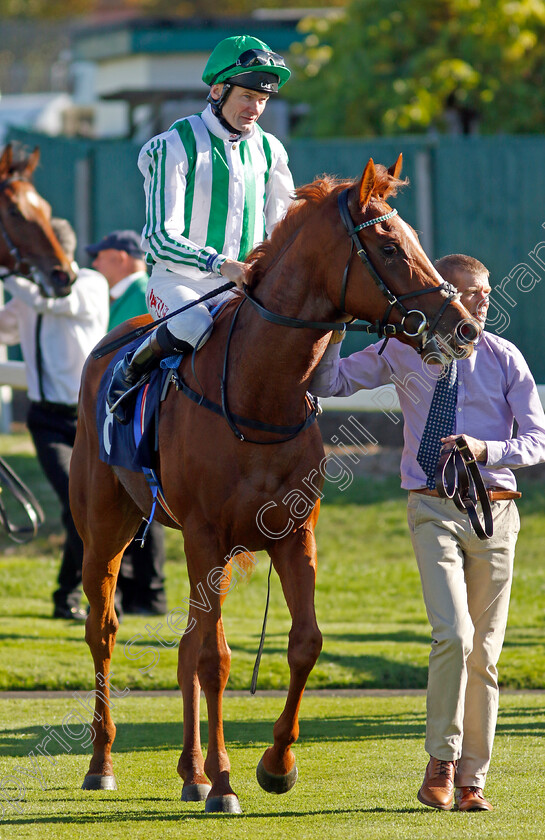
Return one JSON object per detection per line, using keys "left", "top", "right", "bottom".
{"left": 86, "top": 229, "right": 168, "bottom": 616}
{"left": 86, "top": 229, "right": 149, "bottom": 331}
{"left": 106, "top": 34, "right": 294, "bottom": 422}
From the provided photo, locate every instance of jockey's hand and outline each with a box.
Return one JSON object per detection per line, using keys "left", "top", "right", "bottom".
{"left": 441, "top": 433, "right": 488, "bottom": 463}
{"left": 220, "top": 259, "right": 251, "bottom": 290}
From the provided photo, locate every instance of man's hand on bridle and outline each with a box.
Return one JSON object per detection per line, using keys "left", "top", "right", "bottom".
{"left": 441, "top": 433, "right": 488, "bottom": 463}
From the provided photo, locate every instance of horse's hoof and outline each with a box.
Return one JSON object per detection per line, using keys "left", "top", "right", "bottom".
{"left": 205, "top": 794, "right": 242, "bottom": 814}
{"left": 181, "top": 782, "right": 212, "bottom": 802}
{"left": 81, "top": 774, "right": 117, "bottom": 790}
{"left": 256, "top": 756, "right": 298, "bottom": 794}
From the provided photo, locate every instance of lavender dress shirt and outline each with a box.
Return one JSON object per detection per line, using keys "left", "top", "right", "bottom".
{"left": 310, "top": 332, "right": 545, "bottom": 491}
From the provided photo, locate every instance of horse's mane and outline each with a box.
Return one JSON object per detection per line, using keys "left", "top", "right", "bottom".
{"left": 248, "top": 164, "right": 407, "bottom": 284}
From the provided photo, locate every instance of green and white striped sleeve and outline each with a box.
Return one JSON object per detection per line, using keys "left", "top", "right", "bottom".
{"left": 138, "top": 126, "right": 225, "bottom": 276}
{"left": 262, "top": 132, "right": 295, "bottom": 237}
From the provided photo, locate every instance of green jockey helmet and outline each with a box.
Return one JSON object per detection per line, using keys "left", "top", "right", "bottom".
{"left": 202, "top": 35, "right": 291, "bottom": 95}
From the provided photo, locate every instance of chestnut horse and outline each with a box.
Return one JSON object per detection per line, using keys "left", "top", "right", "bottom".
{"left": 70, "top": 157, "right": 478, "bottom": 813}
{"left": 0, "top": 144, "right": 76, "bottom": 296}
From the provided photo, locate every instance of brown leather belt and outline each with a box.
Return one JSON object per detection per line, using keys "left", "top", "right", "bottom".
{"left": 412, "top": 487, "right": 521, "bottom": 502}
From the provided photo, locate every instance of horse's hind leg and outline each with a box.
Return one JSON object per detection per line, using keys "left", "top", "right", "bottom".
{"left": 177, "top": 611, "right": 211, "bottom": 802}
{"left": 257, "top": 515, "right": 322, "bottom": 793}
{"left": 70, "top": 448, "right": 142, "bottom": 791}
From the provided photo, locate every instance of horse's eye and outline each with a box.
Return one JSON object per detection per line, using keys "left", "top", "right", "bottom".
{"left": 8, "top": 206, "right": 22, "bottom": 218}
{"left": 382, "top": 244, "right": 397, "bottom": 256}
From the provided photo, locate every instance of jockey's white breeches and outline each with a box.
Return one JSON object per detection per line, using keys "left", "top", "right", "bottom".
{"left": 146, "top": 266, "right": 235, "bottom": 349}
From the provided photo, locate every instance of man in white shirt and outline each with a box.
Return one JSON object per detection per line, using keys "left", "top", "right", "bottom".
{"left": 0, "top": 218, "right": 109, "bottom": 619}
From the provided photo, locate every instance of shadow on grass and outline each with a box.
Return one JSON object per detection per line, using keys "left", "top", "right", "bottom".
{"left": 1, "top": 805, "right": 424, "bottom": 826}
{"left": 0, "top": 708, "right": 428, "bottom": 759}
{"left": 2, "top": 700, "right": 543, "bottom": 760}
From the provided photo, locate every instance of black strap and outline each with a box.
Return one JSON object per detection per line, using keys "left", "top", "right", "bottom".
{"left": 172, "top": 369, "right": 319, "bottom": 440}
{"left": 435, "top": 436, "right": 494, "bottom": 540}
{"left": 242, "top": 285, "right": 402, "bottom": 337}
{"left": 35, "top": 314, "right": 46, "bottom": 401}
{"left": 0, "top": 456, "right": 45, "bottom": 543}
{"left": 251, "top": 558, "right": 273, "bottom": 694}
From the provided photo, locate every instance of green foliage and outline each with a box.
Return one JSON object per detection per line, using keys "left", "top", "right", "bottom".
{"left": 289, "top": 0, "right": 545, "bottom": 136}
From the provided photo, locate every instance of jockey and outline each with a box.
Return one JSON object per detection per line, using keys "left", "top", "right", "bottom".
{"left": 107, "top": 34, "right": 294, "bottom": 422}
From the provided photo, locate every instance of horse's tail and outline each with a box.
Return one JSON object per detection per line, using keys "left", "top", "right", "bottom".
{"left": 219, "top": 547, "right": 259, "bottom": 605}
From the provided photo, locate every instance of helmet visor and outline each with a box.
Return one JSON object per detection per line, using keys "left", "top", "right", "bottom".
{"left": 235, "top": 48, "right": 287, "bottom": 69}
{"left": 212, "top": 49, "right": 287, "bottom": 84}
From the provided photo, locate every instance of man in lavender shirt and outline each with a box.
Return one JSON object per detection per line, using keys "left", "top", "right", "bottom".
{"left": 311, "top": 254, "right": 545, "bottom": 812}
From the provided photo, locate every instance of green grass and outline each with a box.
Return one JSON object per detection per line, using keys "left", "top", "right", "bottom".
{"left": 0, "top": 693, "right": 544, "bottom": 839}
{"left": 0, "top": 433, "right": 545, "bottom": 691}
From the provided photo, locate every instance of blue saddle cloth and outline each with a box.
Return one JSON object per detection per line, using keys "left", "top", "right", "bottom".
{"left": 96, "top": 338, "right": 176, "bottom": 472}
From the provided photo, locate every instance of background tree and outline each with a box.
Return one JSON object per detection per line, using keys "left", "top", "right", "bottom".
{"left": 288, "top": 0, "right": 545, "bottom": 136}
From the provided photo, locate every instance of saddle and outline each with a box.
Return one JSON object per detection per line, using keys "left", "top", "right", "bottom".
{"left": 434, "top": 436, "right": 494, "bottom": 540}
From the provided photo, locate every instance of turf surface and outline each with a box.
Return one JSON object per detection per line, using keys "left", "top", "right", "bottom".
{"left": 1, "top": 693, "right": 544, "bottom": 839}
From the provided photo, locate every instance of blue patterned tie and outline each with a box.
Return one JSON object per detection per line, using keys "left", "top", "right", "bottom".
{"left": 416, "top": 361, "right": 458, "bottom": 489}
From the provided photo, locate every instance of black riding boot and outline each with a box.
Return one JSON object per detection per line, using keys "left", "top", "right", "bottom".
{"left": 107, "top": 326, "right": 192, "bottom": 424}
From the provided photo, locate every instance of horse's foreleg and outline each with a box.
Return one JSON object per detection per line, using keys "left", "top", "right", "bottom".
{"left": 257, "top": 517, "right": 322, "bottom": 794}
{"left": 80, "top": 545, "right": 126, "bottom": 790}
{"left": 181, "top": 539, "right": 241, "bottom": 813}
{"left": 177, "top": 611, "right": 211, "bottom": 802}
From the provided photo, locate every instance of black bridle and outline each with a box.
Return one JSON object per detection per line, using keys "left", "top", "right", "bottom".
{"left": 243, "top": 187, "right": 459, "bottom": 354}
{"left": 0, "top": 174, "right": 73, "bottom": 298}
{"left": 170, "top": 187, "right": 467, "bottom": 444}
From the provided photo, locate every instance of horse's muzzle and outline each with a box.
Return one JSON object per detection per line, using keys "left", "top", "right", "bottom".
{"left": 420, "top": 315, "right": 480, "bottom": 364}
{"left": 47, "top": 268, "right": 75, "bottom": 298}
{"left": 455, "top": 317, "right": 480, "bottom": 345}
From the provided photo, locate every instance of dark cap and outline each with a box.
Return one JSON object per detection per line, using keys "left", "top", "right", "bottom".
{"left": 85, "top": 230, "right": 143, "bottom": 258}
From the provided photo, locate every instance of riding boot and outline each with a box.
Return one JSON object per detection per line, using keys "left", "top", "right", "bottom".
{"left": 107, "top": 325, "right": 192, "bottom": 424}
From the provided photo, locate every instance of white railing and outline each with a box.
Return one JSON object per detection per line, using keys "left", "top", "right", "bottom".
{"left": 321, "top": 383, "right": 545, "bottom": 411}
{"left": 0, "top": 361, "right": 27, "bottom": 389}
{"left": 1, "top": 360, "right": 544, "bottom": 411}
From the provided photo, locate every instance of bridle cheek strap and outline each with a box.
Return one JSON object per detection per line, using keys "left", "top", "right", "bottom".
{"left": 337, "top": 188, "right": 457, "bottom": 351}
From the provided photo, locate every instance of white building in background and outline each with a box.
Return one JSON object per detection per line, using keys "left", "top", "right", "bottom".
{"left": 68, "top": 16, "right": 305, "bottom": 141}
{"left": 0, "top": 92, "right": 73, "bottom": 145}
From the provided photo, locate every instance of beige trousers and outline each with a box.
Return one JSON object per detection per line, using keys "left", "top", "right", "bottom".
{"left": 407, "top": 492, "right": 519, "bottom": 789}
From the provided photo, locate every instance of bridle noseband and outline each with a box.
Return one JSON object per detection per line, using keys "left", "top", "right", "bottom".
{"left": 243, "top": 187, "right": 458, "bottom": 353}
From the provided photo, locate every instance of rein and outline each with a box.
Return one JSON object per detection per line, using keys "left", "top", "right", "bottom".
{"left": 435, "top": 436, "right": 494, "bottom": 540}
{"left": 243, "top": 189, "right": 458, "bottom": 351}
{"left": 0, "top": 455, "right": 45, "bottom": 543}
{"left": 173, "top": 187, "right": 463, "bottom": 444}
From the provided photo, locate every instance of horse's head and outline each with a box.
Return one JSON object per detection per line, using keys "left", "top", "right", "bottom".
{"left": 324, "top": 156, "right": 479, "bottom": 363}
{"left": 0, "top": 144, "right": 77, "bottom": 297}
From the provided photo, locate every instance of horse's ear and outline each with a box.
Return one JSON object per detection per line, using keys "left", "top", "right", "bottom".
{"left": 358, "top": 158, "right": 376, "bottom": 208}
{"left": 388, "top": 153, "right": 403, "bottom": 180}
{"left": 24, "top": 147, "right": 40, "bottom": 179}
{"left": 0, "top": 144, "right": 13, "bottom": 178}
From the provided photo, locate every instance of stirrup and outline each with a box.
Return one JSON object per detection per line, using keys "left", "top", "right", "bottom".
{"left": 107, "top": 379, "right": 148, "bottom": 417}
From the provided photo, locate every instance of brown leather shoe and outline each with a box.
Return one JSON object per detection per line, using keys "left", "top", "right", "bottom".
{"left": 455, "top": 786, "right": 493, "bottom": 811}
{"left": 417, "top": 756, "right": 456, "bottom": 810}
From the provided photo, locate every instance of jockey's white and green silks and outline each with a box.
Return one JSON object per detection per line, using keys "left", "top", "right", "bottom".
{"left": 139, "top": 106, "right": 294, "bottom": 296}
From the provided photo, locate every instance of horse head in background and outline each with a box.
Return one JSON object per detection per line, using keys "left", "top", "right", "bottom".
{"left": 70, "top": 155, "right": 480, "bottom": 814}
{"left": 0, "top": 144, "right": 76, "bottom": 297}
